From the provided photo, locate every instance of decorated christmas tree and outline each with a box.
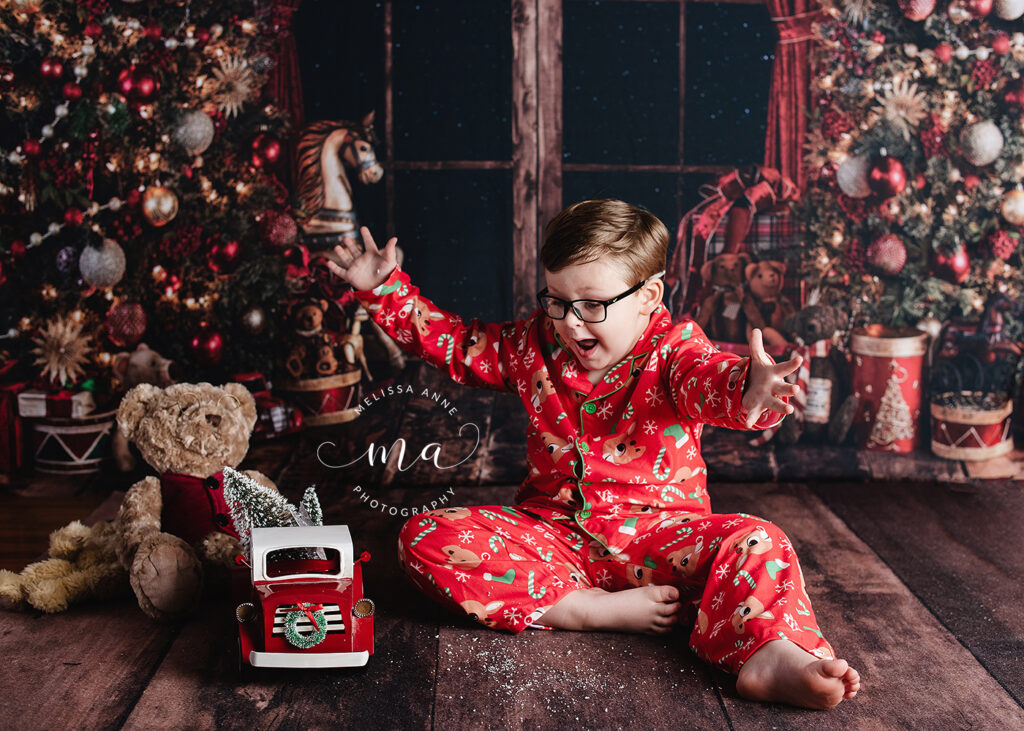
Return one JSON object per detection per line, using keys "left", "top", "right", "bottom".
{"left": 795, "top": 0, "right": 1024, "bottom": 341}
{"left": 0, "top": 0, "right": 301, "bottom": 394}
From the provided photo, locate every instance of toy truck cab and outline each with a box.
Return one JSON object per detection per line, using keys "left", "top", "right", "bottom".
{"left": 234, "top": 525, "right": 374, "bottom": 669}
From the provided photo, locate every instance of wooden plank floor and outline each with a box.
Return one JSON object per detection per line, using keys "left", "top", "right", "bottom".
{"left": 1, "top": 358, "right": 1023, "bottom": 729}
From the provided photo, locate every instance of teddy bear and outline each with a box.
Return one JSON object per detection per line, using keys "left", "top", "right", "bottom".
{"left": 694, "top": 252, "right": 751, "bottom": 343}
{"left": 110, "top": 343, "right": 178, "bottom": 472}
{"left": 742, "top": 260, "right": 793, "bottom": 347}
{"left": 0, "top": 519, "right": 128, "bottom": 614}
{"left": 113, "top": 381, "right": 278, "bottom": 620}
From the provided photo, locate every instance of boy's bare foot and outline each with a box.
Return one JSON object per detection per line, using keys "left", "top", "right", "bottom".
{"left": 540, "top": 585, "right": 681, "bottom": 635}
{"left": 735, "top": 638, "right": 861, "bottom": 709}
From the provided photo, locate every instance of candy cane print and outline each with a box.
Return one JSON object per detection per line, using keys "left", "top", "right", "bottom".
{"left": 796, "top": 599, "right": 811, "bottom": 616}
{"left": 436, "top": 333, "right": 455, "bottom": 365}
{"left": 686, "top": 488, "right": 704, "bottom": 505}
{"left": 555, "top": 411, "right": 568, "bottom": 424}
{"left": 410, "top": 517, "right": 437, "bottom": 548}
{"left": 733, "top": 570, "right": 757, "bottom": 589}
{"left": 718, "top": 639, "right": 745, "bottom": 667}
{"left": 425, "top": 570, "right": 453, "bottom": 598}
{"left": 659, "top": 525, "right": 693, "bottom": 551}
{"left": 480, "top": 508, "right": 519, "bottom": 526}
{"left": 527, "top": 570, "right": 547, "bottom": 598}
{"left": 623, "top": 402, "right": 633, "bottom": 420}
{"left": 660, "top": 484, "right": 687, "bottom": 503}
{"left": 652, "top": 446, "right": 672, "bottom": 480}
{"left": 483, "top": 568, "right": 516, "bottom": 584}
{"left": 568, "top": 532, "right": 584, "bottom": 551}
{"left": 488, "top": 535, "right": 506, "bottom": 553}
{"left": 535, "top": 546, "right": 554, "bottom": 562}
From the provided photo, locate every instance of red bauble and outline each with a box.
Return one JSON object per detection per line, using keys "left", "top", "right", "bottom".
{"left": 144, "top": 25, "right": 163, "bottom": 40}
{"left": 964, "top": 174, "right": 980, "bottom": 190}
{"left": 1004, "top": 79, "right": 1024, "bottom": 115}
{"left": 105, "top": 302, "right": 147, "bottom": 347}
{"left": 867, "top": 234, "right": 908, "bottom": 275}
{"left": 117, "top": 65, "right": 159, "bottom": 104}
{"left": 259, "top": 209, "right": 298, "bottom": 247}
{"left": 898, "top": 0, "right": 936, "bottom": 20}
{"left": 189, "top": 323, "right": 224, "bottom": 366}
{"left": 116, "top": 67, "right": 134, "bottom": 96}
{"left": 64, "top": 208, "right": 84, "bottom": 227}
{"left": 935, "top": 43, "right": 953, "bottom": 63}
{"left": 84, "top": 20, "right": 103, "bottom": 39}
{"left": 22, "top": 139, "right": 41, "bottom": 157}
{"left": 251, "top": 133, "right": 282, "bottom": 168}
{"left": 966, "top": 0, "right": 992, "bottom": 15}
{"left": 10, "top": 240, "right": 26, "bottom": 259}
{"left": 195, "top": 27, "right": 211, "bottom": 43}
{"left": 868, "top": 156, "right": 907, "bottom": 199}
{"left": 933, "top": 248, "right": 971, "bottom": 283}
{"left": 207, "top": 239, "right": 242, "bottom": 274}
{"left": 62, "top": 82, "right": 82, "bottom": 100}
{"left": 993, "top": 34, "right": 1011, "bottom": 55}
{"left": 40, "top": 57, "right": 63, "bottom": 80}
{"left": 163, "top": 273, "right": 182, "bottom": 297}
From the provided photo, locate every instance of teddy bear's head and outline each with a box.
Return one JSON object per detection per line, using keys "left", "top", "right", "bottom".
{"left": 291, "top": 299, "right": 328, "bottom": 335}
{"left": 781, "top": 304, "right": 845, "bottom": 345}
{"left": 700, "top": 253, "right": 750, "bottom": 288}
{"left": 744, "top": 260, "right": 786, "bottom": 301}
{"left": 116, "top": 382, "right": 257, "bottom": 477}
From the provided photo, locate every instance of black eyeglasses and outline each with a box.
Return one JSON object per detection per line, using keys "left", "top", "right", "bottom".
{"left": 536, "top": 270, "right": 666, "bottom": 323}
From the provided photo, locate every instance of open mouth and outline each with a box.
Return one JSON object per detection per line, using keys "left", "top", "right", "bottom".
{"left": 575, "top": 338, "right": 599, "bottom": 355}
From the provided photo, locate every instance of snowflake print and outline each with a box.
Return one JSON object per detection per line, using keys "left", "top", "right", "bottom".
{"left": 628, "top": 475, "right": 646, "bottom": 485}
{"left": 698, "top": 521, "right": 711, "bottom": 531}
{"left": 643, "top": 420, "right": 657, "bottom": 435}
{"left": 594, "top": 568, "right": 612, "bottom": 587}
{"left": 644, "top": 387, "right": 664, "bottom": 407}
{"left": 597, "top": 402, "right": 614, "bottom": 419}
{"left": 503, "top": 607, "right": 523, "bottom": 625}
{"left": 723, "top": 518, "right": 742, "bottom": 528}
{"left": 742, "top": 636, "right": 756, "bottom": 652}
{"left": 705, "top": 391, "right": 720, "bottom": 409}
{"left": 409, "top": 560, "right": 425, "bottom": 574}
{"left": 455, "top": 571, "right": 470, "bottom": 583}
{"left": 715, "top": 564, "right": 730, "bottom": 580}
{"left": 479, "top": 361, "right": 491, "bottom": 373}
{"left": 696, "top": 351, "right": 712, "bottom": 366}
{"left": 687, "top": 446, "right": 698, "bottom": 460}
{"left": 779, "top": 538, "right": 793, "bottom": 554}
{"left": 458, "top": 530, "right": 475, "bottom": 544}
{"left": 776, "top": 579, "right": 795, "bottom": 593}
{"left": 530, "top": 415, "right": 541, "bottom": 430}
{"left": 495, "top": 527, "right": 512, "bottom": 540}
{"left": 520, "top": 532, "right": 537, "bottom": 546}
{"left": 711, "top": 591, "right": 725, "bottom": 610}
{"left": 381, "top": 311, "right": 396, "bottom": 328}
{"left": 551, "top": 575, "right": 565, "bottom": 588}
{"left": 517, "top": 379, "right": 527, "bottom": 394}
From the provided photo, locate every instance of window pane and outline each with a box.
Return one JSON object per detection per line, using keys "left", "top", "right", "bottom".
{"left": 393, "top": 2, "right": 512, "bottom": 161}
{"left": 394, "top": 170, "right": 514, "bottom": 323}
{"left": 294, "top": 0, "right": 386, "bottom": 124}
{"left": 563, "top": 1, "right": 680, "bottom": 165}
{"left": 683, "top": 3, "right": 775, "bottom": 166}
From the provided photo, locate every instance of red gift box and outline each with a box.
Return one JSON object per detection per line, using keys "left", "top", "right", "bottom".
{"left": 0, "top": 382, "right": 28, "bottom": 476}
{"left": 17, "top": 388, "right": 96, "bottom": 419}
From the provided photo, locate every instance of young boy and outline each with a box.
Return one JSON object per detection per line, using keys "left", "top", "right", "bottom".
{"left": 327, "top": 200, "right": 860, "bottom": 709}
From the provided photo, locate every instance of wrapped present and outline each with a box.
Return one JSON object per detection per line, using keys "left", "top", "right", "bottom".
{"left": 667, "top": 165, "right": 800, "bottom": 321}
{"left": 17, "top": 388, "right": 96, "bottom": 419}
{"left": 707, "top": 211, "right": 798, "bottom": 257}
{"left": 231, "top": 372, "right": 304, "bottom": 440}
{"left": 0, "top": 382, "right": 28, "bottom": 476}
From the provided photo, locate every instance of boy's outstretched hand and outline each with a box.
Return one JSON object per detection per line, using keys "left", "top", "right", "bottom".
{"left": 740, "top": 328, "right": 802, "bottom": 429}
{"left": 325, "top": 226, "right": 400, "bottom": 292}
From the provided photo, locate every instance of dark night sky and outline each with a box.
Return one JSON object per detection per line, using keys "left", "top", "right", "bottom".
{"left": 294, "top": 1, "right": 776, "bottom": 321}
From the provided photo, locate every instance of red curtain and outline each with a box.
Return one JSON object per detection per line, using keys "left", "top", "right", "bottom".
{"left": 266, "top": 0, "right": 305, "bottom": 190}
{"left": 763, "top": 0, "right": 825, "bottom": 193}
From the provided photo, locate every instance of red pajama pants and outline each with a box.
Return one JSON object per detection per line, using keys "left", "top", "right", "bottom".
{"left": 397, "top": 502, "right": 835, "bottom": 674}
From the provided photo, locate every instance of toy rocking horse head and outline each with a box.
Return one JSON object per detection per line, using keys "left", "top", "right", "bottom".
{"left": 295, "top": 111, "right": 384, "bottom": 255}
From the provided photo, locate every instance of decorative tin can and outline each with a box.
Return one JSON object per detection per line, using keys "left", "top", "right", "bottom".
{"left": 930, "top": 393, "right": 1014, "bottom": 461}
{"left": 850, "top": 325, "right": 928, "bottom": 452}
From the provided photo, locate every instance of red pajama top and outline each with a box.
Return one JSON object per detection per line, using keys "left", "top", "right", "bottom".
{"left": 352, "top": 266, "right": 786, "bottom": 561}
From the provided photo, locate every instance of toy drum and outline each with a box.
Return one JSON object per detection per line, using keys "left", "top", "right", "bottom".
{"left": 851, "top": 325, "right": 928, "bottom": 452}
{"left": 277, "top": 369, "right": 361, "bottom": 427}
{"left": 930, "top": 393, "right": 1014, "bottom": 461}
{"left": 27, "top": 409, "right": 117, "bottom": 474}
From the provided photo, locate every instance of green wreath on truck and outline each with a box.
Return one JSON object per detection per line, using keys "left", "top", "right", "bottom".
{"left": 284, "top": 603, "right": 327, "bottom": 649}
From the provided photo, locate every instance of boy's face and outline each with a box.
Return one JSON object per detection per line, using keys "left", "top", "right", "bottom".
{"left": 543, "top": 258, "right": 664, "bottom": 374}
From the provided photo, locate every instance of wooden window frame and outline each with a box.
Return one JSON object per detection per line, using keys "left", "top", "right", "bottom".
{"left": 381, "top": 0, "right": 766, "bottom": 319}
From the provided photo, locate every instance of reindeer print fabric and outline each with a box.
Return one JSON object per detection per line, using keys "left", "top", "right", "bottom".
{"left": 354, "top": 266, "right": 834, "bottom": 673}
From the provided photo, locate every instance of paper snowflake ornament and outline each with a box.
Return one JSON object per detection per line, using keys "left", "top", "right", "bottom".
{"left": 31, "top": 316, "right": 92, "bottom": 386}
{"left": 875, "top": 79, "right": 928, "bottom": 140}
{"left": 210, "top": 55, "right": 255, "bottom": 119}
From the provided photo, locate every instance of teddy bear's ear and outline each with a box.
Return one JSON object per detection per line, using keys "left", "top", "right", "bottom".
{"left": 117, "top": 383, "right": 162, "bottom": 442}
{"left": 737, "top": 252, "right": 751, "bottom": 267}
{"left": 222, "top": 383, "right": 257, "bottom": 431}
{"left": 700, "top": 260, "right": 714, "bottom": 282}
{"left": 744, "top": 262, "right": 757, "bottom": 282}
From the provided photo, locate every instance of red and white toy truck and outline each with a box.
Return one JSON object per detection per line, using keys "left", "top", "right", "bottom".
{"left": 234, "top": 525, "right": 374, "bottom": 669}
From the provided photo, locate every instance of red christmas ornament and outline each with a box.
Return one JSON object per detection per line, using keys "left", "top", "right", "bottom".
{"left": 1004, "top": 79, "right": 1024, "bottom": 115}
{"left": 62, "top": 82, "right": 82, "bottom": 100}
{"left": 933, "top": 248, "right": 971, "bottom": 283}
{"left": 993, "top": 34, "right": 1011, "bottom": 55}
{"left": 207, "top": 238, "right": 242, "bottom": 274}
{"left": 259, "top": 209, "right": 298, "bottom": 247}
{"left": 189, "top": 323, "right": 225, "bottom": 366}
{"left": 84, "top": 20, "right": 103, "bottom": 39}
{"left": 964, "top": 174, "right": 980, "bottom": 190}
{"left": 915, "top": 173, "right": 927, "bottom": 189}
{"left": 195, "top": 27, "right": 211, "bottom": 43}
{"left": 987, "top": 230, "right": 1018, "bottom": 260}
{"left": 898, "top": 0, "right": 936, "bottom": 20}
{"left": 40, "top": 57, "right": 63, "bottom": 80}
{"left": 867, "top": 234, "right": 908, "bottom": 275}
{"left": 105, "top": 302, "right": 147, "bottom": 347}
{"left": 868, "top": 156, "right": 907, "bottom": 199}
{"left": 935, "top": 43, "right": 953, "bottom": 63}
{"left": 251, "top": 133, "right": 282, "bottom": 168}
{"left": 117, "top": 65, "right": 159, "bottom": 104}
{"left": 144, "top": 25, "right": 163, "bottom": 40}
{"left": 125, "top": 188, "right": 142, "bottom": 208}
{"left": 22, "top": 139, "right": 41, "bottom": 157}
{"left": 966, "top": 0, "right": 993, "bottom": 16}
{"left": 10, "top": 240, "right": 26, "bottom": 259}
{"left": 163, "top": 273, "right": 182, "bottom": 297}
{"left": 64, "top": 208, "right": 84, "bottom": 227}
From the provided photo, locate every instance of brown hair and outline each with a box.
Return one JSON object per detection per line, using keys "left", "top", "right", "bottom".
{"left": 541, "top": 199, "right": 668, "bottom": 285}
